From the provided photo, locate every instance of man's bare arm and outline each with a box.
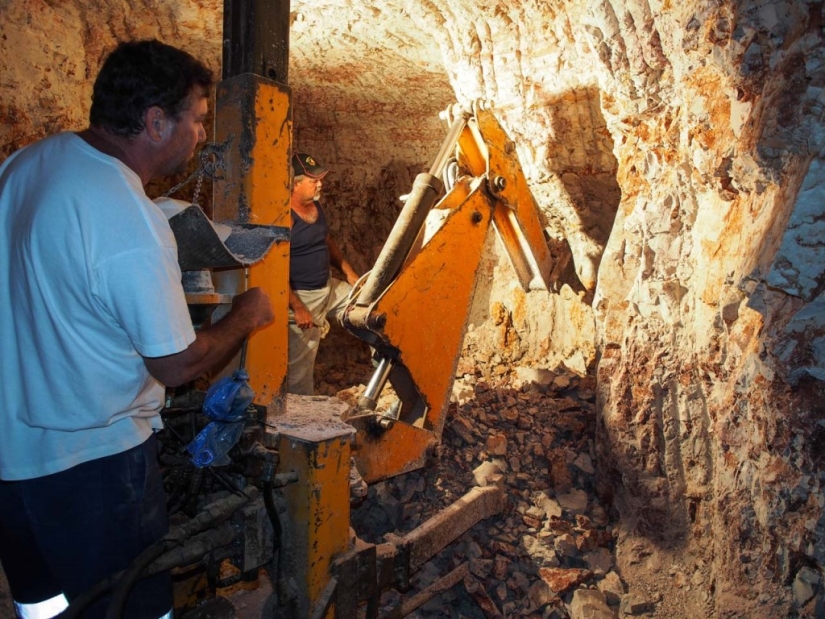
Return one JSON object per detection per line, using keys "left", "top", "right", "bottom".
{"left": 143, "top": 287, "right": 273, "bottom": 387}
{"left": 289, "top": 285, "right": 314, "bottom": 330}
{"left": 327, "top": 235, "right": 359, "bottom": 285}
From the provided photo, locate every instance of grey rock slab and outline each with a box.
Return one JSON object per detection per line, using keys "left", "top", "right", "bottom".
{"left": 568, "top": 589, "right": 617, "bottom": 619}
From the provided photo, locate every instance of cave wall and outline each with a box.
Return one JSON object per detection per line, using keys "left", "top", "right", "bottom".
{"left": 396, "top": 1, "right": 825, "bottom": 614}
{"left": 586, "top": 3, "right": 825, "bottom": 615}
{"left": 3, "top": 0, "right": 825, "bottom": 616}
{"left": 422, "top": 2, "right": 823, "bottom": 617}
{"left": 0, "top": 1, "right": 224, "bottom": 158}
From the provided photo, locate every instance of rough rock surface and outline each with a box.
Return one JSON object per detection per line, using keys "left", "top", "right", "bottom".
{"left": 318, "top": 359, "right": 702, "bottom": 618}
{"left": 3, "top": 1, "right": 825, "bottom": 617}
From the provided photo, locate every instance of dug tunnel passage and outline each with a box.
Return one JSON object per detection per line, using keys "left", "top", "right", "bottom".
{"left": 3, "top": 1, "right": 825, "bottom": 618}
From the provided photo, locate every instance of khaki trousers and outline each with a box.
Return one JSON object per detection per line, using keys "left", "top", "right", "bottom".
{"left": 287, "top": 278, "right": 352, "bottom": 395}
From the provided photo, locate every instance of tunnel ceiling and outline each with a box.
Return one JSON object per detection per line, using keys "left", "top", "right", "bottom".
{"left": 290, "top": 0, "right": 450, "bottom": 107}
{"left": 0, "top": 0, "right": 458, "bottom": 158}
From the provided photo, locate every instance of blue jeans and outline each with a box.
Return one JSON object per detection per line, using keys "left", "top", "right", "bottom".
{"left": 0, "top": 434, "right": 172, "bottom": 619}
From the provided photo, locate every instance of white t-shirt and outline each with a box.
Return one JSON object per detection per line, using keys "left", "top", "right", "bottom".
{"left": 0, "top": 132, "right": 196, "bottom": 480}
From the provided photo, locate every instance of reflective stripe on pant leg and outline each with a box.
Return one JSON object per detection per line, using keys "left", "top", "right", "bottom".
{"left": 13, "top": 593, "right": 68, "bottom": 619}
{"left": 157, "top": 610, "right": 173, "bottom": 619}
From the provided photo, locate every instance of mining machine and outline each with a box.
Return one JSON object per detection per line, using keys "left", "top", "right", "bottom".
{"left": 55, "top": 3, "right": 555, "bottom": 618}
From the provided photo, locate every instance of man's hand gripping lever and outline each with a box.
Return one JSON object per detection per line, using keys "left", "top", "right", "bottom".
{"left": 230, "top": 287, "right": 274, "bottom": 332}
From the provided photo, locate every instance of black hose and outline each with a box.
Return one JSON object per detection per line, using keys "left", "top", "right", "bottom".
{"left": 55, "top": 575, "right": 116, "bottom": 619}
{"left": 57, "top": 488, "right": 256, "bottom": 619}
{"left": 104, "top": 540, "right": 178, "bottom": 619}
{"left": 54, "top": 539, "right": 177, "bottom": 619}
{"left": 263, "top": 477, "right": 280, "bottom": 541}
{"left": 262, "top": 477, "right": 300, "bottom": 617}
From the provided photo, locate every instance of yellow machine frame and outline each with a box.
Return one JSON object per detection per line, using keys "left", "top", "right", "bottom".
{"left": 203, "top": 85, "right": 548, "bottom": 615}
{"left": 345, "top": 102, "right": 553, "bottom": 485}
{"left": 212, "top": 73, "right": 292, "bottom": 411}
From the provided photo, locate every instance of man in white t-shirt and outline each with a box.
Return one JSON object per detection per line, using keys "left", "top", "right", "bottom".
{"left": 0, "top": 40, "right": 273, "bottom": 619}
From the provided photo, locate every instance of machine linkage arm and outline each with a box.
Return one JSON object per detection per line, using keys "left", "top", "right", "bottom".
{"left": 316, "top": 484, "right": 504, "bottom": 618}
{"left": 342, "top": 102, "right": 553, "bottom": 484}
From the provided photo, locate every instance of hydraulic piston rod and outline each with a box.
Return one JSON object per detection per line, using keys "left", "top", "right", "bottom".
{"left": 358, "top": 356, "right": 394, "bottom": 411}
{"left": 353, "top": 173, "right": 443, "bottom": 308}
{"left": 352, "top": 110, "right": 471, "bottom": 310}
{"left": 427, "top": 109, "right": 470, "bottom": 178}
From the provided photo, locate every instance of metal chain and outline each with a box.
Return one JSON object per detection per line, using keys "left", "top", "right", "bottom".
{"left": 191, "top": 168, "right": 205, "bottom": 206}
{"left": 162, "top": 137, "right": 233, "bottom": 205}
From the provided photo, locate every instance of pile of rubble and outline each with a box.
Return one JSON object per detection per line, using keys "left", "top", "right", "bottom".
{"left": 315, "top": 359, "right": 661, "bottom": 619}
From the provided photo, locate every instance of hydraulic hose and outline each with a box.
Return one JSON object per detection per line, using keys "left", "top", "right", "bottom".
{"left": 104, "top": 541, "right": 178, "bottom": 619}
{"left": 56, "top": 487, "right": 257, "bottom": 619}
{"left": 262, "top": 468, "right": 299, "bottom": 617}
{"left": 55, "top": 539, "right": 177, "bottom": 619}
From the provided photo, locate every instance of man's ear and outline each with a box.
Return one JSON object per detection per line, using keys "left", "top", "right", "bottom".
{"left": 145, "top": 106, "right": 168, "bottom": 142}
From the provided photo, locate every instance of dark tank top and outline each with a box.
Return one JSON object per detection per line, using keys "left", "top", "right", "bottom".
{"left": 290, "top": 202, "right": 330, "bottom": 290}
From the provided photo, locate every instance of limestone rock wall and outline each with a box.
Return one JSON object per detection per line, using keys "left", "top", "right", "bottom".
{"left": 393, "top": 1, "right": 825, "bottom": 614}
{"left": 0, "top": 0, "right": 224, "bottom": 159}
{"left": 586, "top": 4, "right": 825, "bottom": 615}
{"left": 3, "top": 0, "right": 825, "bottom": 616}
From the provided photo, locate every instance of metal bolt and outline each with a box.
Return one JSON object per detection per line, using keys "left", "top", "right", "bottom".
{"left": 493, "top": 176, "right": 506, "bottom": 192}
{"left": 378, "top": 418, "right": 394, "bottom": 430}
{"left": 368, "top": 313, "right": 387, "bottom": 330}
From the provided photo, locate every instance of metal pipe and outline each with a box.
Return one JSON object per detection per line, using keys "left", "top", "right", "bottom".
{"left": 382, "top": 562, "right": 469, "bottom": 619}
{"left": 358, "top": 357, "right": 394, "bottom": 411}
{"left": 222, "top": 0, "right": 291, "bottom": 83}
{"left": 401, "top": 485, "right": 504, "bottom": 572}
{"left": 355, "top": 174, "right": 442, "bottom": 306}
{"left": 428, "top": 111, "right": 470, "bottom": 178}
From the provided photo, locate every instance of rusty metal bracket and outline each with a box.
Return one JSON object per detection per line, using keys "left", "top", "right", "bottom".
{"left": 398, "top": 485, "right": 505, "bottom": 573}
{"left": 382, "top": 562, "right": 469, "bottom": 619}
{"left": 332, "top": 539, "right": 379, "bottom": 619}
{"left": 327, "top": 484, "right": 505, "bottom": 617}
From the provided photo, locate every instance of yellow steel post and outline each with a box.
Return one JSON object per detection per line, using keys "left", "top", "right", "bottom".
{"left": 273, "top": 406, "right": 355, "bottom": 617}
{"left": 212, "top": 74, "right": 292, "bottom": 413}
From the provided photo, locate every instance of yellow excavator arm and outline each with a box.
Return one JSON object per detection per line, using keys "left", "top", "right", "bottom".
{"left": 344, "top": 101, "right": 553, "bottom": 484}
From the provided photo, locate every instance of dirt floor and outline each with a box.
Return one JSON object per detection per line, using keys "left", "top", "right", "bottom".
{"left": 307, "top": 357, "right": 703, "bottom": 619}
{"left": 0, "top": 356, "right": 704, "bottom": 619}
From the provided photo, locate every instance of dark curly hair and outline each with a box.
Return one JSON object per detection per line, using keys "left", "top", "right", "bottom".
{"left": 89, "top": 40, "right": 214, "bottom": 137}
